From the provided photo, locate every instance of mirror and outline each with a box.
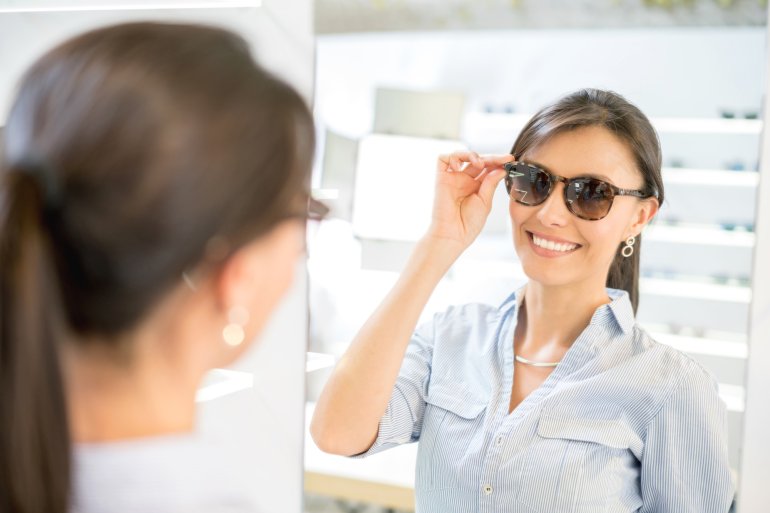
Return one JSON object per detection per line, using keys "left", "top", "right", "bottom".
{"left": 306, "top": 4, "right": 768, "bottom": 512}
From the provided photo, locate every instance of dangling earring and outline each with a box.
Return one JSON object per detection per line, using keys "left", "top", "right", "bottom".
{"left": 621, "top": 236, "right": 636, "bottom": 258}
{"left": 222, "top": 305, "right": 250, "bottom": 347}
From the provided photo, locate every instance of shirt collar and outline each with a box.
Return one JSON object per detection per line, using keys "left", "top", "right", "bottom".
{"left": 499, "top": 282, "right": 527, "bottom": 313}
{"left": 499, "top": 285, "right": 635, "bottom": 335}
{"left": 590, "top": 288, "right": 636, "bottom": 335}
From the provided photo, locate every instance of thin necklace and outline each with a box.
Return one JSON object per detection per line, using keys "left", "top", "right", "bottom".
{"left": 514, "top": 354, "right": 561, "bottom": 368}
{"left": 514, "top": 297, "right": 561, "bottom": 368}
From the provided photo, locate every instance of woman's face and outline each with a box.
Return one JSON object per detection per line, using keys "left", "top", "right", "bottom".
{"left": 509, "top": 125, "right": 656, "bottom": 292}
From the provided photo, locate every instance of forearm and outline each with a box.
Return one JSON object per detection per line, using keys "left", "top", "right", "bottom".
{"left": 310, "top": 236, "right": 463, "bottom": 455}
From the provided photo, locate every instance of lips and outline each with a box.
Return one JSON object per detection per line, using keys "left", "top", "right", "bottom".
{"left": 527, "top": 231, "right": 582, "bottom": 255}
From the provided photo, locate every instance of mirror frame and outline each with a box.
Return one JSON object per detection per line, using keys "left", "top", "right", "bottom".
{"left": 737, "top": 6, "right": 770, "bottom": 511}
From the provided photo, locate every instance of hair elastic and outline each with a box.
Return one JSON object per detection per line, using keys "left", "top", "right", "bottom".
{"left": 12, "top": 156, "right": 62, "bottom": 209}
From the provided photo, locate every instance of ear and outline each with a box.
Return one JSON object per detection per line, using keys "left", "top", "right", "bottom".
{"left": 625, "top": 197, "right": 659, "bottom": 239}
{"left": 212, "top": 221, "right": 304, "bottom": 326}
{"left": 212, "top": 239, "right": 265, "bottom": 318}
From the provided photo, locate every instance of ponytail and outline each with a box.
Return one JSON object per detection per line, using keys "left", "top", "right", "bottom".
{"left": 0, "top": 169, "right": 70, "bottom": 513}
{"left": 607, "top": 234, "right": 642, "bottom": 315}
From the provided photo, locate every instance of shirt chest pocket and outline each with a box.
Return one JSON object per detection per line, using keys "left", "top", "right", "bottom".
{"left": 515, "top": 416, "right": 642, "bottom": 513}
{"left": 417, "top": 384, "right": 487, "bottom": 492}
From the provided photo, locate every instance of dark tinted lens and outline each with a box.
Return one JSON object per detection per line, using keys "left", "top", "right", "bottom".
{"left": 308, "top": 197, "right": 330, "bottom": 221}
{"left": 566, "top": 178, "right": 614, "bottom": 220}
{"left": 508, "top": 163, "right": 551, "bottom": 205}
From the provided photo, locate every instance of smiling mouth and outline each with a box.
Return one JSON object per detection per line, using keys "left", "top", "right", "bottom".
{"left": 527, "top": 231, "right": 582, "bottom": 254}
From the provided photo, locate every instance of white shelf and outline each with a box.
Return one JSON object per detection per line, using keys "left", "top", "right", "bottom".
{"left": 719, "top": 383, "right": 746, "bottom": 413}
{"left": 661, "top": 167, "right": 759, "bottom": 187}
{"left": 307, "top": 352, "right": 336, "bottom": 373}
{"left": 641, "top": 278, "right": 750, "bottom": 303}
{"left": 195, "top": 368, "right": 253, "bottom": 403}
{"left": 653, "top": 117, "right": 762, "bottom": 135}
{"left": 646, "top": 224, "right": 755, "bottom": 248}
{"left": 652, "top": 332, "right": 747, "bottom": 360}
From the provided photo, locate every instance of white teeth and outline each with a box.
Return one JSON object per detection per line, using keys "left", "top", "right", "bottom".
{"left": 532, "top": 234, "right": 577, "bottom": 253}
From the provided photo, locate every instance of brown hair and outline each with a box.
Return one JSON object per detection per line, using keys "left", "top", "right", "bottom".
{"left": 511, "top": 89, "right": 664, "bottom": 313}
{"left": 0, "top": 22, "right": 314, "bottom": 513}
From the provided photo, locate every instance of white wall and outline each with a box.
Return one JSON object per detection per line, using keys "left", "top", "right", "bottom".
{"left": 316, "top": 28, "right": 764, "bottom": 129}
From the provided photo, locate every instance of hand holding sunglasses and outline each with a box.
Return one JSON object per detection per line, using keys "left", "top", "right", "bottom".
{"left": 503, "top": 160, "right": 658, "bottom": 221}
{"left": 427, "top": 151, "right": 512, "bottom": 250}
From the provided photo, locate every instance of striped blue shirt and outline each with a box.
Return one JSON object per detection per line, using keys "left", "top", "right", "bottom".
{"left": 356, "top": 286, "right": 735, "bottom": 512}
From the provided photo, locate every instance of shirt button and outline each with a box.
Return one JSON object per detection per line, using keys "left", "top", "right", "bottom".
{"left": 483, "top": 484, "right": 493, "bottom": 495}
{"left": 495, "top": 435, "right": 504, "bottom": 446}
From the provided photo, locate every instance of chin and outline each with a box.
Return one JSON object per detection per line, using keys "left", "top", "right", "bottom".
{"left": 518, "top": 257, "right": 581, "bottom": 288}
{"left": 522, "top": 268, "right": 577, "bottom": 289}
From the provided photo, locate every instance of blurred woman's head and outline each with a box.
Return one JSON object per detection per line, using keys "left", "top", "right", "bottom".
{"left": 507, "top": 89, "right": 663, "bottom": 311}
{"left": 0, "top": 22, "right": 314, "bottom": 513}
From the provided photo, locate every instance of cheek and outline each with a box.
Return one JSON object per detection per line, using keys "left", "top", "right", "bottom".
{"left": 581, "top": 219, "right": 625, "bottom": 263}
{"left": 508, "top": 201, "right": 530, "bottom": 239}
{"left": 508, "top": 199, "right": 523, "bottom": 222}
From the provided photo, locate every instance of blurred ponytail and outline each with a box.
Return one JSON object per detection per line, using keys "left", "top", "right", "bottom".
{"left": 0, "top": 167, "right": 70, "bottom": 513}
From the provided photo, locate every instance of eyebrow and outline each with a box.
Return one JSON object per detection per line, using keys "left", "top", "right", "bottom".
{"left": 522, "top": 159, "right": 614, "bottom": 183}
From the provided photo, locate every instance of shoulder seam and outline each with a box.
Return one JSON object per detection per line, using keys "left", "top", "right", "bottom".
{"left": 642, "top": 357, "right": 700, "bottom": 438}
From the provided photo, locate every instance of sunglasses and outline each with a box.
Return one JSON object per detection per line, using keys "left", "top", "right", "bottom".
{"left": 504, "top": 161, "right": 657, "bottom": 221}
{"left": 307, "top": 196, "right": 330, "bottom": 221}
{"left": 283, "top": 196, "right": 330, "bottom": 223}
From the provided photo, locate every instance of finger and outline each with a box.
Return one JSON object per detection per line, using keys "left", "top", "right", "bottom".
{"left": 437, "top": 153, "right": 462, "bottom": 173}
{"left": 455, "top": 155, "right": 484, "bottom": 175}
{"left": 449, "top": 154, "right": 466, "bottom": 173}
{"left": 438, "top": 151, "right": 482, "bottom": 173}
{"left": 462, "top": 161, "right": 487, "bottom": 179}
{"left": 478, "top": 169, "right": 507, "bottom": 208}
{"left": 473, "top": 168, "right": 490, "bottom": 181}
{"left": 437, "top": 153, "right": 451, "bottom": 172}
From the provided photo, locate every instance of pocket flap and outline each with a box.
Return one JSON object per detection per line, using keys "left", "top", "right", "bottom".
{"left": 426, "top": 386, "right": 486, "bottom": 419}
{"left": 537, "top": 415, "right": 638, "bottom": 450}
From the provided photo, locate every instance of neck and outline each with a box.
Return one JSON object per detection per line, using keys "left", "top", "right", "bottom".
{"left": 64, "top": 329, "right": 207, "bottom": 443}
{"left": 516, "top": 280, "right": 611, "bottom": 360}
{"left": 62, "top": 279, "right": 227, "bottom": 443}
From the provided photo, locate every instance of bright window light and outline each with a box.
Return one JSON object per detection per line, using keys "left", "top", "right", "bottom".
{"left": 352, "top": 134, "right": 466, "bottom": 241}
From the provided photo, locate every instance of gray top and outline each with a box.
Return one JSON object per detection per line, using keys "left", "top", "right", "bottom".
{"left": 72, "top": 434, "right": 260, "bottom": 513}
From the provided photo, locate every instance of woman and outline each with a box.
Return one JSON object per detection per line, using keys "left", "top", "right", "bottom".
{"left": 311, "top": 89, "right": 734, "bottom": 512}
{"left": 0, "top": 23, "right": 319, "bottom": 513}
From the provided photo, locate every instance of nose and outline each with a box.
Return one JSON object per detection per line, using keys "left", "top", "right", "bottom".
{"left": 535, "top": 182, "right": 570, "bottom": 227}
